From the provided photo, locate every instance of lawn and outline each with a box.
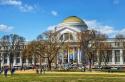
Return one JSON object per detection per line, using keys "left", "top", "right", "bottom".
{"left": 0, "top": 71, "right": 125, "bottom": 82}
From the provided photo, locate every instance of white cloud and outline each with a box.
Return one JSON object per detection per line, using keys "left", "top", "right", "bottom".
{"left": 51, "top": 10, "right": 58, "bottom": 16}
{"left": 113, "top": 0, "right": 120, "bottom": 5}
{"left": 47, "top": 19, "right": 125, "bottom": 38}
{"left": 47, "top": 25, "right": 56, "bottom": 30}
{"left": 0, "top": 0, "right": 35, "bottom": 12}
{"left": 0, "top": 24, "right": 13, "bottom": 32}
{"left": 85, "top": 19, "right": 118, "bottom": 37}
{"left": 19, "top": 4, "right": 34, "bottom": 12}
{"left": 118, "top": 28, "right": 125, "bottom": 36}
{"left": 0, "top": 0, "right": 22, "bottom": 6}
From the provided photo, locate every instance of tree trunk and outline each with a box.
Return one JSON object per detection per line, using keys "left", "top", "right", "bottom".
{"left": 48, "top": 59, "right": 52, "bottom": 71}
{"left": 39, "top": 57, "right": 42, "bottom": 74}
{"left": 83, "top": 64, "right": 86, "bottom": 72}
{"left": 9, "top": 56, "right": 12, "bottom": 70}
{"left": 0, "top": 55, "right": 1, "bottom": 69}
{"left": 0, "top": 60, "right": 1, "bottom": 69}
{"left": 81, "top": 49, "right": 86, "bottom": 72}
{"left": 21, "top": 59, "right": 24, "bottom": 70}
{"left": 98, "top": 55, "right": 102, "bottom": 68}
{"left": 89, "top": 59, "right": 92, "bottom": 72}
{"left": 34, "top": 55, "right": 37, "bottom": 66}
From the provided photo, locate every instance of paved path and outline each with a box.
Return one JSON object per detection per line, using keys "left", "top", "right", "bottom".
{"left": 15, "top": 70, "right": 125, "bottom": 75}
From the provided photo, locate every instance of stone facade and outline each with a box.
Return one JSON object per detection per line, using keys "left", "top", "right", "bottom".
{"left": 0, "top": 16, "right": 125, "bottom": 67}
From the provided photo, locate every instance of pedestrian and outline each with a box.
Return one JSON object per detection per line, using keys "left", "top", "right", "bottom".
{"left": 36, "top": 67, "right": 39, "bottom": 74}
{"left": 40, "top": 67, "right": 43, "bottom": 74}
{"left": 0, "top": 68, "right": 3, "bottom": 75}
{"left": 43, "top": 65, "right": 45, "bottom": 74}
{"left": 4, "top": 66, "right": 8, "bottom": 77}
{"left": 11, "top": 67, "right": 15, "bottom": 75}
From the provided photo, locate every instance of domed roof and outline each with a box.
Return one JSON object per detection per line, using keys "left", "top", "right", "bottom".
{"left": 63, "top": 16, "right": 85, "bottom": 24}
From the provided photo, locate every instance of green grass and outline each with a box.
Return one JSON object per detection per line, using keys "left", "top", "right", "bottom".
{"left": 0, "top": 72, "right": 125, "bottom": 82}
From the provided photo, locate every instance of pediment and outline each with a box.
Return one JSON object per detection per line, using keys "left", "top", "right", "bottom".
{"left": 57, "top": 27, "right": 80, "bottom": 33}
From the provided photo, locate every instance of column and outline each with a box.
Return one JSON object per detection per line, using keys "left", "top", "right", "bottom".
{"left": 20, "top": 56, "right": 22, "bottom": 66}
{"left": 62, "top": 53, "right": 64, "bottom": 64}
{"left": 68, "top": 49, "right": 70, "bottom": 63}
{"left": 20, "top": 52, "right": 22, "bottom": 66}
{"left": 13, "top": 56, "right": 16, "bottom": 66}
{"left": 57, "top": 55, "right": 58, "bottom": 64}
{"left": 45, "top": 54, "right": 47, "bottom": 64}
{"left": 104, "top": 50, "right": 107, "bottom": 65}
{"left": 77, "top": 48, "right": 80, "bottom": 64}
{"left": 112, "top": 50, "right": 115, "bottom": 65}
{"left": 120, "top": 49, "right": 123, "bottom": 65}
{"left": 1, "top": 52, "right": 3, "bottom": 67}
{"left": 96, "top": 50, "right": 99, "bottom": 65}
{"left": 79, "top": 49, "right": 81, "bottom": 63}
{"left": 26, "top": 59, "right": 28, "bottom": 66}
{"left": 7, "top": 55, "right": 10, "bottom": 66}
{"left": 32, "top": 55, "right": 35, "bottom": 65}
{"left": 73, "top": 47, "right": 75, "bottom": 63}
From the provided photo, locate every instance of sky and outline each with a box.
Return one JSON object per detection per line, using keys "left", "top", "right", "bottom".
{"left": 0, "top": 0, "right": 125, "bottom": 41}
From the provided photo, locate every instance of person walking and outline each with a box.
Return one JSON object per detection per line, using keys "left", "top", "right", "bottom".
{"left": 11, "top": 67, "right": 16, "bottom": 75}
{"left": 4, "top": 66, "right": 8, "bottom": 77}
{"left": 40, "top": 67, "right": 43, "bottom": 74}
{"left": 0, "top": 68, "right": 3, "bottom": 75}
{"left": 43, "top": 65, "right": 45, "bottom": 74}
{"left": 36, "top": 67, "right": 39, "bottom": 74}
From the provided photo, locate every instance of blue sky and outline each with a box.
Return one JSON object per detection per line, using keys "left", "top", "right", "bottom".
{"left": 0, "top": 0, "right": 125, "bottom": 40}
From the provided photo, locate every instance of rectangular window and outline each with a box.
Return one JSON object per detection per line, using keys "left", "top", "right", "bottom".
{"left": 28, "top": 58, "right": 32, "bottom": 64}
{"left": 107, "top": 50, "right": 112, "bottom": 62}
{"left": 123, "top": 50, "right": 125, "bottom": 63}
{"left": 115, "top": 50, "right": 120, "bottom": 63}
{"left": 16, "top": 52, "right": 20, "bottom": 64}
{"left": 115, "top": 42, "right": 120, "bottom": 47}
{"left": 4, "top": 53, "right": 7, "bottom": 64}
{"left": 100, "top": 51, "right": 104, "bottom": 62}
{"left": 16, "top": 58, "right": 20, "bottom": 63}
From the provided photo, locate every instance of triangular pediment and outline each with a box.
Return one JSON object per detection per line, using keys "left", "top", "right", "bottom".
{"left": 57, "top": 27, "right": 80, "bottom": 33}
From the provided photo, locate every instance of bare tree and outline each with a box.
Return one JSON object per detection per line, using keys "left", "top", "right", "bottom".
{"left": 42, "top": 30, "right": 64, "bottom": 70}
{"left": 25, "top": 30, "right": 64, "bottom": 71}
{"left": 115, "top": 34, "right": 125, "bottom": 40}
{"left": 77, "top": 30, "right": 108, "bottom": 71}
{"left": 1, "top": 34, "right": 25, "bottom": 69}
{"left": 22, "top": 41, "right": 39, "bottom": 66}
{"left": 94, "top": 33, "right": 109, "bottom": 67}
{"left": 77, "top": 30, "right": 97, "bottom": 71}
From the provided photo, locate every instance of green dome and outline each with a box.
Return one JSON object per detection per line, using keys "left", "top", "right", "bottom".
{"left": 63, "top": 16, "right": 85, "bottom": 24}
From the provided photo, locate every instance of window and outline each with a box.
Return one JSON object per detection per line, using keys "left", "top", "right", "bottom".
{"left": 4, "top": 53, "right": 7, "bottom": 64}
{"left": 100, "top": 51, "right": 105, "bottom": 62}
{"left": 123, "top": 42, "right": 125, "bottom": 47}
{"left": 70, "top": 34, "right": 73, "bottom": 40}
{"left": 107, "top": 50, "right": 112, "bottom": 62}
{"left": 65, "top": 33, "right": 69, "bottom": 40}
{"left": 16, "top": 52, "right": 20, "bottom": 64}
{"left": 28, "top": 58, "right": 32, "bottom": 64}
{"left": 60, "top": 33, "right": 73, "bottom": 41}
{"left": 115, "top": 50, "right": 120, "bottom": 62}
{"left": 16, "top": 58, "right": 20, "bottom": 63}
{"left": 60, "top": 35, "right": 63, "bottom": 41}
{"left": 123, "top": 50, "right": 125, "bottom": 63}
{"left": 115, "top": 42, "right": 120, "bottom": 47}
